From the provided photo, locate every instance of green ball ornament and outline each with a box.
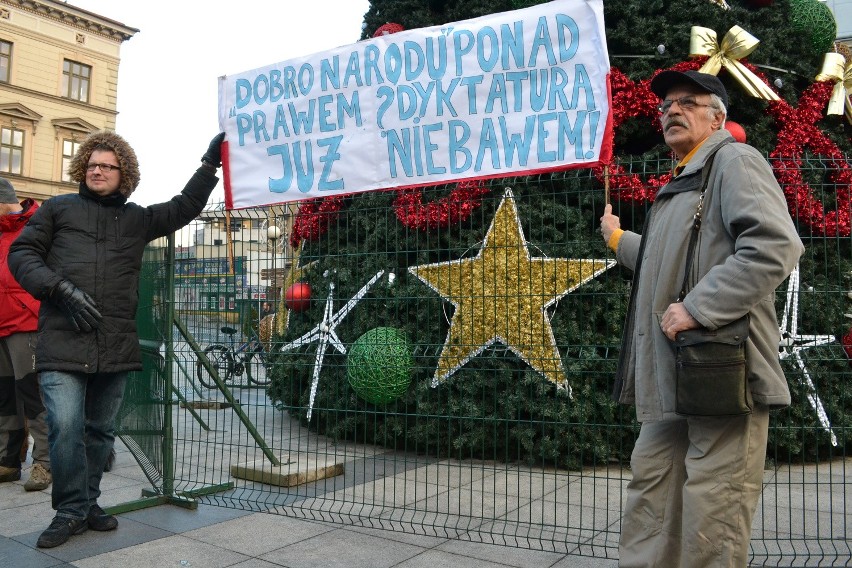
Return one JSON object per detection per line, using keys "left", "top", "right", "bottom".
{"left": 347, "top": 327, "right": 413, "bottom": 405}
{"left": 788, "top": 0, "right": 838, "bottom": 57}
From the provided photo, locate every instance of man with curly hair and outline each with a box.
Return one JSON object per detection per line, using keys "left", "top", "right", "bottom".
{"left": 8, "top": 130, "right": 225, "bottom": 548}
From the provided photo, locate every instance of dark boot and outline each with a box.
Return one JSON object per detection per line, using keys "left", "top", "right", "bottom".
{"left": 0, "top": 464, "right": 20, "bottom": 481}
{"left": 36, "top": 516, "right": 88, "bottom": 548}
{"left": 87, "top": 504, "right": 118, "bottom": 531}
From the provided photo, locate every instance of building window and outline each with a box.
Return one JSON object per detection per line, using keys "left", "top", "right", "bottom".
{"left": 0, "top": 126, "right": 23, "bottom": 174}
{"left": 61, "top": 138, "right": 80, "bottom": 182}
{"left": 0, "top": 40, "right": 11, "bottom": 83}
{"left": 62, "top": 59, "right": 90, "bottom": 102}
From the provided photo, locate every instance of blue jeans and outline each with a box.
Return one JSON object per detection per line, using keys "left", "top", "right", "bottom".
{"left": 40, "top": 371, "right": 127, "bottom": 520}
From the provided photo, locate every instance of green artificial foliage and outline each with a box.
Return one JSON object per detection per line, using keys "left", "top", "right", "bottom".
{"left": 267, "top": 0, "right": 852, "bottom": 468}
{"left": 604, "top": 0, "right": 850, "bottom": 157}
{"left": 361, "top": 0, "right": 448, "bottom": 39}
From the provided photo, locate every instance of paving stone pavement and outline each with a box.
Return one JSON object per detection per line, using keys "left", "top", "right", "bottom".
{"left": 1, "top": 440, "right": 620, "bottom": 568}
{"left": 3, "top": 371, "right": 848, "bottom": 568}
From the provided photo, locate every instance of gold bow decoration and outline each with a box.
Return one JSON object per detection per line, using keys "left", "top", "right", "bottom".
{"left": 815, "top": 52, "right": 852, "bottom": 124}
{"left": 689, "top": 25, "right": 780, "bottom": 101}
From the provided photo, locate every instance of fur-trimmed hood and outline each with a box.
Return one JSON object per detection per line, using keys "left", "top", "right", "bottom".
{"left": 67, "top": 130, "right": 140, "bottom": 197}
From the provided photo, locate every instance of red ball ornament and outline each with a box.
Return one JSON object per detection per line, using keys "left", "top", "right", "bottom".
{"left": 725, "top": 120, "right": 747, "bottom": 143}
{"left": 373, "top": 23, "right": 404, "bottom": 37}
{"left": 284, "top": 282, "right": 312, "bottom": 312}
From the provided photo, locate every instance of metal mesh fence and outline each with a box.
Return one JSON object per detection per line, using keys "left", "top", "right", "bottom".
{"left": 119, "top": 154, "right": 850, "bottom": 565}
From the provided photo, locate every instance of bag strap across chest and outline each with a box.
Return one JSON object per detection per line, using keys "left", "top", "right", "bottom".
{"left": 677, "top": 141, "right": 730, "bottom": 302}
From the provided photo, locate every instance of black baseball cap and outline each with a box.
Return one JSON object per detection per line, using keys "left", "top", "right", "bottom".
{"left": 650, "top": 70, "right": 729, "bottom": 110}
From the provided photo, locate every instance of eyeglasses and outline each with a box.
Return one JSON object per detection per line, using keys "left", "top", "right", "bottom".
{"left": 657, "top": 95, "right": 714, "bottom": 114}
{"left": 86, "top": 163, "right": 121, "bottom": 173}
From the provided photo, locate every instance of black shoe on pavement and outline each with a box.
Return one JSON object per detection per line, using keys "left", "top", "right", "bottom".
{"left": 36, "top": 516, "right": 88, "bottom": 548}
{"left": 87, "top": 504, "right": 118, "bottom": 531}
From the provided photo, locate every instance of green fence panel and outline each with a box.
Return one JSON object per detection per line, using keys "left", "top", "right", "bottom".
{"left": 119, "top": 157, "right": 850, "bottom": 565}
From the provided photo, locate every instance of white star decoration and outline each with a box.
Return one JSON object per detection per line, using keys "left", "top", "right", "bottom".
{"left": 778, "top": 264, "right": 837, "bottom": 446}
{"left": 707, "top": 0, "right": 730, "bottom": 10}
{"left": 280, "top": 270, "right": 386, "bottom": 421}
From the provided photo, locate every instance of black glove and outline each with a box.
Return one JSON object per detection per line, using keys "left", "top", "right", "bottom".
{"left": 201, "top": 132, "right": 226, "bottom": 168}
{"left": 50, "top": 280, "right": 102, "bottom": 332}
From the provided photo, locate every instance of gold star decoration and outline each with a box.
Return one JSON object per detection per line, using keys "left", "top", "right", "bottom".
{"left": 410, "top": 189, "right": 613, "bottom": 392}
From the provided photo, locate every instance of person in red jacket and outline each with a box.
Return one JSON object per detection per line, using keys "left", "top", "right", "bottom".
{"left": 0, "top": 177, "right": 51, "bottom": 492}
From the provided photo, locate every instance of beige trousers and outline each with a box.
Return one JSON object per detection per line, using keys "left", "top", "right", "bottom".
{"left": 619, "top": 406, "right": 769, "bottom": 568}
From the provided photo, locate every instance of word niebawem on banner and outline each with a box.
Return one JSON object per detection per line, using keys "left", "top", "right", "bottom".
{"left": 218, "top": 0, "right": 610, "bottom": 209}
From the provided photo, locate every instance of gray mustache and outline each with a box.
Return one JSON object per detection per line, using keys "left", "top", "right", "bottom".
{"left": 665, "top": 120, "right": 688, "bottom": 131}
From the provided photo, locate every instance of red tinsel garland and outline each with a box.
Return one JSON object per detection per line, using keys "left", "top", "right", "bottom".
{"left": 767, "top": 81, "right": 852, "bottom": 237}
{"left": 291, "top": 48, "right": 850, "bottom": 238}
{"left": 393, "top": 180, "right": 491, "bottom": 230}
{"left": 289, "top": 195, "right": 346, "bottom": 248}
{"left": 842, "top": 327, "right": 852, "bottom": 365}
{"left": 598, "top": 59, "right": 850, "bottom": 238}
{"left": 592, "top": 60, "right": 697, "bottom": 203}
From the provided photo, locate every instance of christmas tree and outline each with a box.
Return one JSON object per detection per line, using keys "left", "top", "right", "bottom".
{"left": 267, "top": 0, "right": 851, "bottom": 467}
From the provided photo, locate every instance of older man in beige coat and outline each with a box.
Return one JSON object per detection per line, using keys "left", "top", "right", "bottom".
{"left": 600, "top": 70, "right": 803, "bottom": 567}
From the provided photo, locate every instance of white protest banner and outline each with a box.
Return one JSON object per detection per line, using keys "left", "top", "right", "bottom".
{"left": 218, "top": 0, "right": 610, "bottom": 209}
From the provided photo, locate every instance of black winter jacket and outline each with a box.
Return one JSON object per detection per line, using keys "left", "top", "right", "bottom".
{"left": 8, "top": 167, "right": 218, "bottom": 373}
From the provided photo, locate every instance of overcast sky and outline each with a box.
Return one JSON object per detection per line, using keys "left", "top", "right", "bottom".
{"left": 68, "top": 0, "right": 371, "bottom": 206}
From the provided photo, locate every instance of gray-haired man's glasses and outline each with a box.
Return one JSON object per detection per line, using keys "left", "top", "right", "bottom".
{"left": 657, "top": 96, "right": 714, "bottom": 114}
{"left": 86, "top": 163, "right": 121, "bottom": 173}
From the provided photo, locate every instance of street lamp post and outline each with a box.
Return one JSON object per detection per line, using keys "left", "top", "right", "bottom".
{"left": 267, "top": 224, "right": 281, "bottom": 302}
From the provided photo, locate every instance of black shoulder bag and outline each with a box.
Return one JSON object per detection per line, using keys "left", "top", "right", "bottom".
{"left": 673, "top": 147, "right": 753, "bottom": 417}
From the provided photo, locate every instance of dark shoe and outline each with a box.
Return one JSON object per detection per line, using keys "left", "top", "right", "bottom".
{"left": 0, "top": 465, "right": 21, "bottom": 482}
{"left": 87, "top": 504, "right": 118, "bottom": 531}
{"left": 36, "top": 516, "right": 88, "bottom": 548}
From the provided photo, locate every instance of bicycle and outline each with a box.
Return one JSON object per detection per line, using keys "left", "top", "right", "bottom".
{"left": 196, "top": 326, "right": 270, "bottom": 388}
